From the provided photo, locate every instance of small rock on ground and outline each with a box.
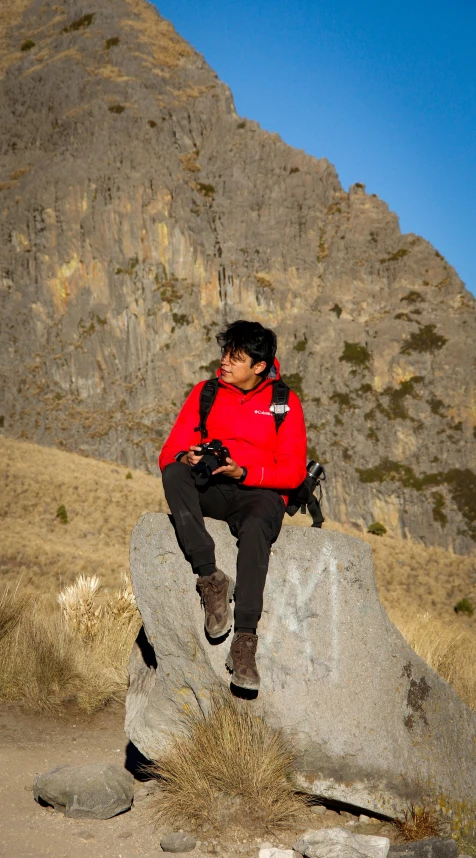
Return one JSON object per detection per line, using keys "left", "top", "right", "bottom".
{"left": 388, "top": 839, "right": 458, "bottom": 858}
{"left": 33, "top": 763, "right": 134, "bottom": 819}
{"left": 160, "top": 831, "right": 197, "bottom": 852}
{"left": 259, "top": 850, "right": 296, "bottom": 858}
{"left": 294, "top": 827, "right": 390, "bottom": 858}
{"left": 310, "top": 805, "right": 326, "bottom": 816}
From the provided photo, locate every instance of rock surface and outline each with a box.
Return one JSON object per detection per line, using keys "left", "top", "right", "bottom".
{"left": 294, "top": 828, "right": 390, "bottom": 858}
{"left": 33, "top": 762, "right": 134, "bottom": 819}
{"left": 0, "top": 0, "right": 475, "bottom": 551}
{"left": 126, "top": 513, "right": 476, "bottom": 820}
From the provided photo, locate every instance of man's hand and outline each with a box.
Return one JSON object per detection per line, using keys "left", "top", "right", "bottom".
{"left": 179, "top": 445, "right": 204, "bottom": 466}
{"left": 212, "top": 457, "right": 244, "bottom": 480}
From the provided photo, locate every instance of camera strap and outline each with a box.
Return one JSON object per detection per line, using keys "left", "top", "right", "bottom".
{"left": 269, "top": 379, "right": 290, "bottom": 431}
{"left": 196, "top": 378, "right": 291, "bottom": 439}
{"left": 195, "top": 378, "right": 219, "bottom": 439}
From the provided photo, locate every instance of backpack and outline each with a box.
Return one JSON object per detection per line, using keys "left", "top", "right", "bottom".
{"left": 196, "top": 378, "right": 325, "bottom": 527}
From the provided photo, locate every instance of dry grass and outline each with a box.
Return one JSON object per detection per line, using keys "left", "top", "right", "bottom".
{"left": 122, "top": 0, "right": 193, "bottom": 70}
{"left": 0, "top": 435, "right": 167, "bottom": 593}
{"left": 147, "top": 689, "right": 309, "bottom": 835}
{"left": 387, "top": 608, "right": 476, "bottom": 710}
{"left": 0, "top": 575, "right": 141, "bottom": 714}
{"left": 394, "top": 805, "right": 445, "bottom": 841}
{"left": 1, "top": 434, "right": 476, "bottom": 711}
{"left": 0, "top": 0, "right": 30, "bottom": 78}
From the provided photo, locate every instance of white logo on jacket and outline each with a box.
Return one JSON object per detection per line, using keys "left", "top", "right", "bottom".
{"left": 254, "top": 410, "right": 273, "bottom": 416}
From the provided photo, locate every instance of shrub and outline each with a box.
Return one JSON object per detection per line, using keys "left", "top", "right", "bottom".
{"left": 200, "top": 359, "right": 220, "bottom": 376}
{"left": 454, "top": 598, "right": 474, "bottom": 617}
{"left": 400, "top": 290, "right": 424, "bottom": 304}
{"left": 330, "top": 392, "right": 353, "bottom": 411}
{"left": 330, "top": 303, "right": 342, "bottom": 318}
{"left": 62, "top": 14, "right": 95, "bottom": 33}
{"left": 367, "top": 521, "right": 387, "bottom": 536}
{"left": 197, "top": 182, "right": 215, "bottom": 198}
{"left": 282, "top": 373, "right": 304, "bottom": 399}
{"left": 339, "top": 341, "right": 371, "bottom": 369}
{"left": 125, "top": 471, "right": 132, "bottom": 479}
{"left": 104, "top": 37, "right": 120, "bottom": 49}
{"left": 401, "top": 324, "right": 447, "bottom": 354}
{"left": 380, "top": 248, "right": 410, "bottom": 263}
{"left": 381, "top": 376, "right": 423, "bottom": 420}
{"left": 21, "top": 39, "right": 35, "bottom": 51}
{"left": 146, "top": 689, "right": 309, "bottom": 834}
{"left": 148, "top": 119, "right": 157, "bottom": 128}
{"left": 172, "top": 312, "right": 191, "bottom": 328}
{"left": 109, "top": 104, "right": 126, "bottom": 114}
{"left": 56, "top": 504, "right": 68, "bottom": 524}
{"left": 293, "top": 338, "right": 307, "bottom": 352}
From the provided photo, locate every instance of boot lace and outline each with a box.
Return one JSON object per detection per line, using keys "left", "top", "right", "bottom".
{"left": 233, "top": 633, "right": 257, "bottom": 668}
{"left": 198, "top": 576, "right": 225, "bottom": 619}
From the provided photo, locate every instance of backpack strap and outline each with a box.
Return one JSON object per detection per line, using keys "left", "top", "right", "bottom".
{"left": 269, "top": 379, "right": 290, "bottom": 431}
{"left": 195, "top": 378, "right": 219, "bottom": 440}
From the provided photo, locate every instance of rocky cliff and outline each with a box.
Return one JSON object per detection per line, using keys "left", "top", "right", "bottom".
{"left": 0, "top": 0, "right": 475, "bottom": 551}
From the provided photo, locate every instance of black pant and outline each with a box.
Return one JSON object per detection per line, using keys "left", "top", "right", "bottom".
{"left": 162, "top": 462, "right": 285, "bottom": 629}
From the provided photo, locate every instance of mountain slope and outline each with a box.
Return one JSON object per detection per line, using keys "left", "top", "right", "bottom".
{"left": 0, "top": 0, "right": 475, "bottom": 551}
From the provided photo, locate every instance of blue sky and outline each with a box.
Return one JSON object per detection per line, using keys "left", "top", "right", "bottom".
{"left": 152, "top": 0, "right": 476, "bottom": 296}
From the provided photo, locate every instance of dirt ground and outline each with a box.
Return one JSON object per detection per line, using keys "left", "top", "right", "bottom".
{"left": 0, "top": 703, "right": 396, "bottom": 858}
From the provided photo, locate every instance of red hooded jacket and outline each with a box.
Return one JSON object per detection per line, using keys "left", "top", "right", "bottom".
{"left": 158, "top": 359, "right": 307, "bottom": 500}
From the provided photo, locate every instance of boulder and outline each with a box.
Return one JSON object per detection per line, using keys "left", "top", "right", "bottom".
{"left": 33, "top": 763, "right": 134, "bottom": 819}
{"left": 126, "top": 513, "right": 476, "bottom": 820}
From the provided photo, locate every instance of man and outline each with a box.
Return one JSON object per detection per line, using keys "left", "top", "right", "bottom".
{"left": 159, "top": 320, "right": 307, "bottom": 691}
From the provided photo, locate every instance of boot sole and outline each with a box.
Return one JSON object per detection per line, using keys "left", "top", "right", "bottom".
{"left": 205, "top": 576, "right": 235, "bottom": 639}
{"left": 225, "top": 653, "right": 260, "bottom": 690}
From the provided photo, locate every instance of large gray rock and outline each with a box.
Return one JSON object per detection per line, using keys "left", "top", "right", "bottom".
{"left": 125, "top": 513, "right": 476, "bottom": 821}
{"left": 34, "top": 763, "right": 134, "bottom": 819}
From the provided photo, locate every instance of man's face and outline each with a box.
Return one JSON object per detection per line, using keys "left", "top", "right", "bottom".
{"left": 220, "top": 349, "right": 266, "bottom": 390}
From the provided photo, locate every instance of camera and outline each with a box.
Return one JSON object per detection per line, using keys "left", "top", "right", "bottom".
{"left": 191, "top": 439, "right": 231, "bottom": 486}
{"left": 306, "top": 460, "right": 326, "bottom": 485}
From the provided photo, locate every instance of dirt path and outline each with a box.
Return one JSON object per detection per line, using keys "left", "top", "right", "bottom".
{"left": 0, "top": 703, "right": 165, "bottom": 858}
{"left": 0, "top": 703, "right": 395, "bottom": 858}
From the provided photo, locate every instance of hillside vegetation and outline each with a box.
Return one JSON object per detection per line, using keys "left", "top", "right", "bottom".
{"left": 1, "top": 435, "right": 475, "bottom": 711}
{"left": 1, "top": 435, "right": 474, "bottom": 615}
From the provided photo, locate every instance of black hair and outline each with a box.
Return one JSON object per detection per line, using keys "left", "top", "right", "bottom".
{"left": 216, "top": 320, "right": 277, "bottom": 377}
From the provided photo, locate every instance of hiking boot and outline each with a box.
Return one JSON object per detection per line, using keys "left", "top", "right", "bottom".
{"left": 225, "top": 632, "right": 260, "bottom": 690}
{"left": 196, "top": 570, "right": 234, "bottom": 639}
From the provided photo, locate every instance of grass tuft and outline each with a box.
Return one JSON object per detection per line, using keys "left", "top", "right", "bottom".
{"left": 147, "top": 689, "right": 310, "bottom": 834}
{"left": 56, "top": 503, "right": 68, "bottom": 524}
{"left": 454, "top": 598, "right": 474, "bottom": 617}
{"left": 393, "top": 805, "right": 445, "bottom": 841}
{"left": 0, "top": 576, "right": 140, "bottom": 714}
